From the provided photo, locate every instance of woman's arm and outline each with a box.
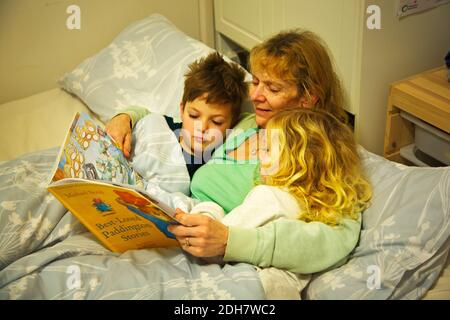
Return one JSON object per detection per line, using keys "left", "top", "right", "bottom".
{"left": 225, "top": 216, "right": 361, "bottom": 274}
{"left": 116, "top": 106, "right": 151, "bottom": 128}
{"left": 169, "top": 212, "right": 361, "bottom": 274}
{"left": 106, "top": 106, "right": 150, "bottom": 158}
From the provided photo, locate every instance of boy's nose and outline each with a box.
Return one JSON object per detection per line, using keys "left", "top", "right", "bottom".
{"left": 201, "top": 119, "right": 209, "bottom": 132}
{"left": 194, "top": 120, "right": 208, "bottom": 133}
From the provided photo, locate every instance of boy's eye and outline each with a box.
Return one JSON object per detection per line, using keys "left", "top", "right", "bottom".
{"left": 189, "top": 114, "right": 199, "bottom": 118}
{"left": 212, "top": 121, "right": 224, "bottom": 125}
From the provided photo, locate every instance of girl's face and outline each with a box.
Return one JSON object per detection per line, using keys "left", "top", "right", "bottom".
{"left": 250, "top": 71, "right": 303, "bottom": 128}
{"left": 259, "top": 129, "right": 281, "bottom": 178}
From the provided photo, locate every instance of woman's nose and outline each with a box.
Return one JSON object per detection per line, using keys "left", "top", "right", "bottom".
{"left": 250, "top": 84, "right": 265, "bottom": 102}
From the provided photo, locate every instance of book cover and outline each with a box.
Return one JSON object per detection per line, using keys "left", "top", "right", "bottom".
{"left": 47, "top": 112, "right": 180, "bottom": 252}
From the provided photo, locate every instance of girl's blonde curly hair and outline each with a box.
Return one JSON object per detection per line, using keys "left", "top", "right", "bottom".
{"left": 264, "top": 108, "right": 372, "bottom": 225}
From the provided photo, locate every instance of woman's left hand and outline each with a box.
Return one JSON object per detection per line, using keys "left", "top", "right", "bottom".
{"left": 168, "top": 209, "right": 229, "bottom": 257}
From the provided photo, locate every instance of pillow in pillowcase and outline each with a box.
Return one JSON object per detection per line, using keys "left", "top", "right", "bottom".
{"left": 305, "top": 148, "right": 450, "bottom": 300}
{"left": 59, "top": 14, "right": 215, "bottom": 123}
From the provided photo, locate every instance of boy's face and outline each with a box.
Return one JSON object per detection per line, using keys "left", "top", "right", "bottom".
{"left": 180, "top": 95, "right": 233, "bottom": 154}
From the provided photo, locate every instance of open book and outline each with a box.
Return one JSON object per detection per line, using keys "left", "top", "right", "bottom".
{"left": 47, "top": 112, "right": 180, "bottom": 253}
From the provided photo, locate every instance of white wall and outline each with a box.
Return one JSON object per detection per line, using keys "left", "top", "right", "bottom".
{"left": 0, "top": 0, "right": 214, "bottom": 104}
{"left": 356, "top": 0, "right": 450, "bottom": 155}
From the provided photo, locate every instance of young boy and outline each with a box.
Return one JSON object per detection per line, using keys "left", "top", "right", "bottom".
{"left": 107, "top": 52, "right": 248, "bottom": 196}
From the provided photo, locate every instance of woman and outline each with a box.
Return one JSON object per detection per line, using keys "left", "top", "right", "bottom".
{"left": 106, "top": 30, "right": 361, "bottom": 274}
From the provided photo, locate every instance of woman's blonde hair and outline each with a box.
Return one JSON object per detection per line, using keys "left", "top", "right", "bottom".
{"left": 264, "top": 108, "right": 372, "bottom": 225}
{"left": 250, "top": 29, "right": 348, "bottom": 124}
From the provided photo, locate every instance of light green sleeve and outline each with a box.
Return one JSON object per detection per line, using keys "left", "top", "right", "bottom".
{"left": 224, "top": 215, "right": 361, "bottom": 274}
{"left": 114, "top": 106, "right": 150, "bottom": 128}
{"left": 233, "top": 112, "right": 257, "bottom": 131}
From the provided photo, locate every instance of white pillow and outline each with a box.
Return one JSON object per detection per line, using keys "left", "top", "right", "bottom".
{"left": 59, "top": 14, "right": 217, "bottom": 123}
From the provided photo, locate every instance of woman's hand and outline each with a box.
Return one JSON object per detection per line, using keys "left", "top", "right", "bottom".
{"left": 168, "top": 209, "right": 229, "bottom": 257}
{"left": 105, "top": 114, "right": 133, "bottom": 158}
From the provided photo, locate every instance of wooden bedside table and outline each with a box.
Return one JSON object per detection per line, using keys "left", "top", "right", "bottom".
{"left": 384, "top": 66, "right": 450, "bottom": 164}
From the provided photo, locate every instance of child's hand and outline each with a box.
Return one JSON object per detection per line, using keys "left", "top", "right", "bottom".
{"left": 106, "top": 114, "right": 133, "bottom": 158}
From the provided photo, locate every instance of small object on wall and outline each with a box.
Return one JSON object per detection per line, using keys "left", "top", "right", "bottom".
{"left": 445, "top": 51, "right": 450, "bottom": 82}
{"left": 397, "top": 0, "right": 450, "bottom": 18}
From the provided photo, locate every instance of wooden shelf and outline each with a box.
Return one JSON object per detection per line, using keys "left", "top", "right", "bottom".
{"left": 384, "top": 66, "right": 450, "bottom": 164}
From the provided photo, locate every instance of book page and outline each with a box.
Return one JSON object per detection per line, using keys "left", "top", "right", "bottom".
{"left": 50, "top": 112, "right": 143, "bottom": 188}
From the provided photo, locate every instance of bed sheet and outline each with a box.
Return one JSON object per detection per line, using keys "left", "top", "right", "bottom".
{"left": 0, "top": 148, "right": 265, "bottom": 299}
{"left": 423, "top": 253, "right": 450, "bottom": 299}
{"left": 1, "top": 88, "right": 448, "bottom": 300}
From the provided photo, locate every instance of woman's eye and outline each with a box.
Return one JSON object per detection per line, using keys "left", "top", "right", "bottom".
{"left": 212, "top": 121, "right": 224, "bottom": 126}
{"left": 269, "top": 87, "right": 280, "bottom": 93}
{"left": 189, "top": 114, "right": 199, "bottom": 119}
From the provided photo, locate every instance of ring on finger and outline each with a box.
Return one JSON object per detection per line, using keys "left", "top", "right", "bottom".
{"left": 184, "top": 237, "right": 191, "bottom": 247}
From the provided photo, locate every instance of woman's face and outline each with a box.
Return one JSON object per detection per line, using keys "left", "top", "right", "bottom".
{"left": 250, "top": 71, "right": 303, "bottom": 128}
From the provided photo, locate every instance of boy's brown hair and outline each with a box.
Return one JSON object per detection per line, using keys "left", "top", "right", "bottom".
{"left": 182, "top": 52, "right": 248, "bottom": 126}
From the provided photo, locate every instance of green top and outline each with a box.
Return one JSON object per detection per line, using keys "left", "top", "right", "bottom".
{"left": 190, "top": 126, "right": 260, "bottom": 213}
{"left": 120, "top": 106, "right": 362, "bottom": 274}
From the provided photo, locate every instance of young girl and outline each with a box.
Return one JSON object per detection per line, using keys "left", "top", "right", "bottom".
{"left": 189, "top": 108, "right": 372, "bottom": 298}
{"left": 191, "top": 108, "right": 371, "bottom": 226}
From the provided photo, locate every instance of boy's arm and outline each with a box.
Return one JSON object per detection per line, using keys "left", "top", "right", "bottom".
{"left": 224, "top": 215, "right": 361, "bottom": 274}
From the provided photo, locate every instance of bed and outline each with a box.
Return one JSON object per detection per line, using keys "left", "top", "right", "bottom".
{"left": 0, "top": 14, "right": 449, "bottom": 300}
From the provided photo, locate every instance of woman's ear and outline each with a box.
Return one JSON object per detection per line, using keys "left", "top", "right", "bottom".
{"left": 299, "top": 94, "right": 318, "bottom": 108}
{"left": 309, "top": 95, "right": 318, "bottom": 107}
